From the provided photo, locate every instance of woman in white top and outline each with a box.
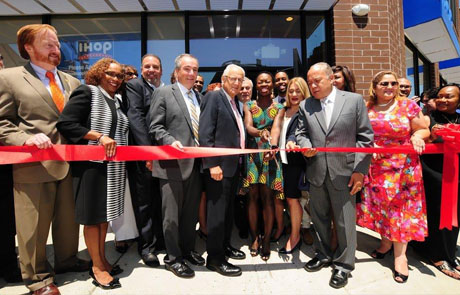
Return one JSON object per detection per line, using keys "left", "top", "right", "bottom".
{"left": 270, "top": 77, "right": 310, "bottom": 254}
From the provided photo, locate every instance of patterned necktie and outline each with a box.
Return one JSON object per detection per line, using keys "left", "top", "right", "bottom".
{"left": 230, "top": 98, "right": 245, "bottom": 149}
{"left": 186, "top": 90, "right": 200, "bottom": 146}
{"left": 45, "top": 71, "right": 64, "bottom": 112}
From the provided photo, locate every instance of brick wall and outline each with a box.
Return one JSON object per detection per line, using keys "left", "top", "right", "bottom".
{"left": 332, "top": 0, "right": 405, "bottom": 98}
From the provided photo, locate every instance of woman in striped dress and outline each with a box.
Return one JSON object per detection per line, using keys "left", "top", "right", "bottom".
{"left": 57, "top": 58, "right": 128, "bottom": 290}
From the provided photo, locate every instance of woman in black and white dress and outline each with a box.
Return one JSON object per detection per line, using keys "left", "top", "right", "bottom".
{"left": 57, "top": 58, "right": 128, "bottom": 290}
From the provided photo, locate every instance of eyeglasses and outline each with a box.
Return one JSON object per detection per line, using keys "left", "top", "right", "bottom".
{"left": 378, "top": 81, "right": 398, "bottom": 87}
{"left": 125, "top": 72, "right": 136, "bottom": 76}
{"left": 225, "top": 76, "right": 244, "bottom": 84}
{"left": 399, "top": 84, "right": 412, "bottom": 89}
{"left": 241, "top": 86, "right": 251, "bottom": 90}
{"left": 105, "top": 71, "right": 125, "bottom": 80}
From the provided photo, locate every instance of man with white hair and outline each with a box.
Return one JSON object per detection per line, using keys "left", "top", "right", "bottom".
{"left": 199, "top": 64, "right": 247, "bottom": 276}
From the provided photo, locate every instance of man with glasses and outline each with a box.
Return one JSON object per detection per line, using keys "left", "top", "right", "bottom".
{"left": 199, "top": 64, "right": 247, "bottom": 277}
{"left": 125, "top": 54, "right": 165, "bottom": 268}
{"left": 0, "top": 24, "right": 88, "bottom": 295}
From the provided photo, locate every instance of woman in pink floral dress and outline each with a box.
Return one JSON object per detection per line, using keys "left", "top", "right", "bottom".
{"left": 357, "top": 71, "right": 430, "bottom": 283}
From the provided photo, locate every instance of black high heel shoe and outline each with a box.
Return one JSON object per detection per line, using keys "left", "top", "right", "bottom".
{"left": 393, "top": 270, "right": 408, "bottom": 283}
{"left": 279, "top": 239, "right": 302, "bottom": 254}
{"left": 89, "top": 267, "right": 121, "bottom": 290}
{"left": 370, "top": 246, "right": 393, "bottom": 259}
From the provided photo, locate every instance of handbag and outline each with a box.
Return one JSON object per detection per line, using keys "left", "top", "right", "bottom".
{"left": 297, "top": 169, "right": 310, "bottom": 191}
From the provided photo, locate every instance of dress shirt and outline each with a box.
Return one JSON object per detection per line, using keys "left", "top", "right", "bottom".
{"left": 223, "top": 90, "right": 245, "bottom": 149}
{"left": 177, "top": 82, "right": 200, "bottom": 119}
{"left": 320, "top": 86, "right": 337, "bottom": 128}
{"left": 30, "top": 62, "right": 65, "bottom": 96}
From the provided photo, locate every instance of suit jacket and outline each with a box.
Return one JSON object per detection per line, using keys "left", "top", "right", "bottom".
{"left": 294, "top": 89, "right": 374, "bottom": 190}
{"left": 149, "top": 83, "right": 201, "bottom": 181}
{"left": 199, "top": 89, "right": 244, "bottom": 178}
{"left": 0, "top": 63, "right": 80, "bottom": 183}
{"left": 126, "top": 76, "right": 155, "bottom": 146}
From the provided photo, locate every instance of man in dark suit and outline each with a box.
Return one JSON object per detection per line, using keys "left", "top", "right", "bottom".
{"left": 149, "top": 54, "right": 204, "bottom": 278}
{"left": 0, "top": 24, "right": 89, "bottom": 295}
{"left": 287, "top": 62, "right": 373, "bottom": 289}
{"left": 199, "top": 64, "right": 246, "bottom": 277}
{"left": 126, "top": 54, "right": 165, "bottom": 267}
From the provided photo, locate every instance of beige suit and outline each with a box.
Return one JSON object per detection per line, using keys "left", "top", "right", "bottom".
{"left": 0, "top": 63, "right": 81, "bottom": 291}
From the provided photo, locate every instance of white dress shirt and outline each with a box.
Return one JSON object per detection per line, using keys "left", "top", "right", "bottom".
{"left": 320, "top": 86, "right": 337, "bottom": 128}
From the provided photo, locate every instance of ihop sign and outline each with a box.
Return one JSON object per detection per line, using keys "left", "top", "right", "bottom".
{"left": 78, "top": 40, "right": 114, "bottom": 60}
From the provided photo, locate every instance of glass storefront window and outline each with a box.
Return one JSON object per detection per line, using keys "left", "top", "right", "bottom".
{"left": 189, "top": 14, "right": 301, "bottom": 68}
{"left": 306, "top": 15, "right": 326, "bottom": 68}
{"left": 52, "top": 15, "right": 141, "bottom": 81}
{"left": 0, "top": 17, "right": 42, "bottom": 68}
{"left": 147, "top": 15, "right": 185, "bottom": 85}
{"left": 405, "top": 45, "right": 416, "bottom": 97}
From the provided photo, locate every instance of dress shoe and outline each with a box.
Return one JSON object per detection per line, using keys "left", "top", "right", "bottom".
{"left": 393, "top": 270, "right": 409, "bottom": 283}
{"left": 206, "top": 261, "right": 242, "bottom": 277}
{"left": 184, "top": 251, "right": 205, "bottom": 266}
{"left": 304, "top": 256, "right": 331, "bottom": 272}
{"left": 225, "top": 245, "right": 246, "bottom": 260}
{"left": 55, "top": 258, "right": 91, "bottom": 274}
{"left": 329, "top": 269, "right": 349, "bottom": 289}
{"left": 142, "top": 252, "right": 160, "bottom": 267}
{"left": 279, "top": 239, "right": 301, "bottom": 254}
{"left": 89, "top": 268, "right": 121, "bottom": 290}
{"left": 32, "top": 283, "right": 60, "bottom": 295}
{"left": 165, "top": 262, "right": 194, "bottom": 278}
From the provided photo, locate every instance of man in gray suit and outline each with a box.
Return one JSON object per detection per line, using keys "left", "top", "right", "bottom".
{"left": 149, "top": 54, "right": 204, "bottom": 278}
{"left": 287, "top": 62, "right": 373, "bottom": 289}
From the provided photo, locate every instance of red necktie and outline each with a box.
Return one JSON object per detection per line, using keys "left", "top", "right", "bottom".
{"left": 45, "top": 71, "right": 64, "bottom": 112}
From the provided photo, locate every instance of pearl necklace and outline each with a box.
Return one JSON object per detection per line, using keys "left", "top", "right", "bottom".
{"left": 376, "top": 98, "right": 394, "bottom": 107}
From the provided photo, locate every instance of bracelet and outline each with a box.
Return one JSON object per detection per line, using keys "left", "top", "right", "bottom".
{"left": 270, "top": 145, "right": 279, "bottom": 150}
{"left": 96, "top": 134, "right": 105, "bottom": 144}
{"left": 259, "top": 129, "right": 267, "bottom": 137}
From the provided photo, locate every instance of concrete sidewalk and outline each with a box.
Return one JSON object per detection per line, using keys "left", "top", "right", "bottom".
{"left": 1, "top": 226, "right": 459, "bottom": 294}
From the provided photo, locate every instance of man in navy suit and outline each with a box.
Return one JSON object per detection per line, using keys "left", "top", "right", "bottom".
{"left": 126, "top": 54, "right": 165, "bottom": 267}
{"left": 199, "top": 64, "right": 247, "bottom": 276}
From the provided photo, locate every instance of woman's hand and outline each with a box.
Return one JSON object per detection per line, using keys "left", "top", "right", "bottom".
{"left": 430, "top": 124, "right": 444, "bottom": 141}
{"left": 259, "top": 129, "right": 270, "bottom": 143}
{"left": 372, "top": 143, "right": 384, "bottom": 160}
{"left": 285, "top": 141, "right": 300, "bottom": 152}
{"left": 410, "top": 135, "right": 426, "bottom": 154}
{"left": 99, "top": 135, "right": 117, "bottom": 158}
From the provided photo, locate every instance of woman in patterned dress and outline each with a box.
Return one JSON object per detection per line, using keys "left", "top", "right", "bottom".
{"left": 357, "top": 71, "right": 429, "bottom": 283}
{"left": 243, "top": 72, "right": 284, "bottom": 261}
{"left": 57, "top": 58, "right": 129, "bottom": 289}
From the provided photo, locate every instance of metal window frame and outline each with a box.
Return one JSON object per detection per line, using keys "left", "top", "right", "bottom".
{"left": 405, "top": 36, "right": 432, "bottom": 96}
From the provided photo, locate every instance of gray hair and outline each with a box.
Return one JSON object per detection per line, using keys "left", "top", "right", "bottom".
{"left": 174, "top": 53, "right": 199, "bottom": 70}
{"left": 222, "top": 64, "right": 245, "bottom": 77}
{"left": 243, "top": 77, "right": 253, "bottom": 88}
{"left": 310, "top": 62, "right": 333, "bottom": 76}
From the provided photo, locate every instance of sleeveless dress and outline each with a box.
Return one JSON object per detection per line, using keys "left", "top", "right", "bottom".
{"left": 357, "top": 98, "right": 427, "bottom": 243}
{"left": 242, "top": 100, "right": 284, "bottom": 199}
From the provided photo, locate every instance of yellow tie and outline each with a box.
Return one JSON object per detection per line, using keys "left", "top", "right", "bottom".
{"left": 187, "top": 90, "right": 200, "bottom": 146}
{"left": 45, "top": 71, "right": 64, "bottom": 112}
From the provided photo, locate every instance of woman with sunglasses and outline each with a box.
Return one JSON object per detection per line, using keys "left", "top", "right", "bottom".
{"left": 57, "top": 58, "right": 130, "bottom": 290}
{"left": 357, "top": 71, "right": 429, "bottom": 283}
{"left": 411, "top": 84, "right": 460, "bottom": 280}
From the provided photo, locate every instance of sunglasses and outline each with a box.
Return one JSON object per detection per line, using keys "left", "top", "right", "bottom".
{"left": 126, "top": 72, "right": 136, "bottom": 76}
{"left": 105, "top": 71, "right": 125, "bottom": 80}
{"left": 378, "top": 81, "right": 398, "bottom": 87}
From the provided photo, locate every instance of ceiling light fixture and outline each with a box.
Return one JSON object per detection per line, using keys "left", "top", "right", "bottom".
{"left": 285, "top": 16, "right": 294, "bottom": 22}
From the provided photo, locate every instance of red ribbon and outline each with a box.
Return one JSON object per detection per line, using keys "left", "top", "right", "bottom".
{"left": 0, "top": 139, "right": 457, "bottom": 229}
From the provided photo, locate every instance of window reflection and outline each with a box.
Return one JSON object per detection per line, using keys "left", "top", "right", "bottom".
{"left": 52, "top": 15, "right": 141, "bottom": 81}
{"left": 306, "top": 15, "right": 326, "bottom": 68}
{"left": 190, "top": 15, "right": 301, "bottom": 67}
{"left": 405, "top": 46, "right": 416, "bottom": 97}
{"left": 147, "top": 15, "right": 185, "bottom": 85}
{"left": 0, "top": 17, "right": 41, "bottom": 68}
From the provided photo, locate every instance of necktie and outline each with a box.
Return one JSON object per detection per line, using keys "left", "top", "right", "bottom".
{"left": 186, "top": 90, "right": 200, "bottom": 146}
{"left": 322, "top": 98, "right": 332, "bottom": 128}
{"left": 45, "top": 71, "right": 64, "bottom": 112}
{"left": 230, "top": 98, "right": 245, "bottom": 149}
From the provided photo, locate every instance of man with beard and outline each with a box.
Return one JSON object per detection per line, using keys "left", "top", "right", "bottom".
{"left": 0, "top": 24, "right": 88, "bottom": 295}
{"left": 274, "top": 71, "right": 289, "bottom": 104}
{"left": 126, "top": 54, "right": 165, "bottom": 267}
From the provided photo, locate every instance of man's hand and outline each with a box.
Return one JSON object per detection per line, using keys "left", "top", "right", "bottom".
{"left": 348, "top": 172, "right": 364, "bottom": 196}
{"left": 146, "top": 160, "right": 153, "bottom": 171}
{"left": 171, "top": 140, "right": 184, "bottom": 151}
{"left": 302, "top": 148, "right": 318, "bottom": 158}
{"left": 24, "top": 133, "right": 52, "bottom": 149}
{"left": 285, "top": 141, "right": 300, "bottom": 151}
{"left": 210, "top": 166, "right": 223, "bottom": 181}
